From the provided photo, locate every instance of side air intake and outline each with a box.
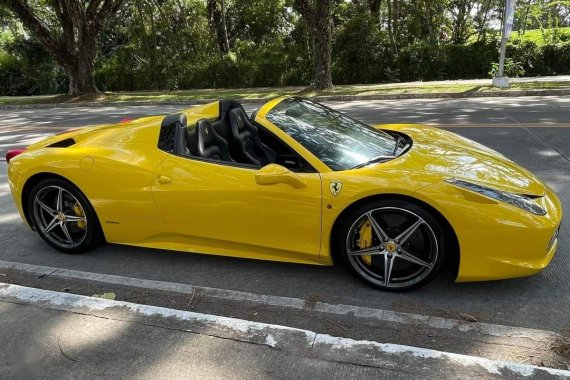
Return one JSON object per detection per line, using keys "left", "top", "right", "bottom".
{"left": 48, "top": 138, "right": 76, "bottom": 148}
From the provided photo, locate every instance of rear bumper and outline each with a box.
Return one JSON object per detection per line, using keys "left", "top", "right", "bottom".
{"left": 7, "top": 161, "right": 31, "bottom": 229}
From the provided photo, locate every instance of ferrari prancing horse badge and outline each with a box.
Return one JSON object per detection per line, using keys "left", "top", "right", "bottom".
{"left": 330, "top": 181, "right": 343, "bottom": 196}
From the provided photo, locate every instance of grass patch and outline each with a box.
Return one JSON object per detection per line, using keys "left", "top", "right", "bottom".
{"left": 510, "top": 27, "right": 570, "bottom": 45}
{"left": 467, "top": 27, "right": 570, "bottom": 44}
{"left": 507, "top": 81, "right": 570, "bottom": 90}
{"left": 0, "top": 81, "right": 568, "bottom": 106}
{"left": 0, "top": 94, "right": 64, "bottom": 105}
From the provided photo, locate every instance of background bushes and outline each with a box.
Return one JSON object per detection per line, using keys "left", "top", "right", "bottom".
{"left": 332, "top": 38, "right": 570, "bottom": 84}
{"left": 1, "top": 0, "right": 569, "bottom": 95}
{"left": 2, "top": 37, "right": 569, "bottom": 96}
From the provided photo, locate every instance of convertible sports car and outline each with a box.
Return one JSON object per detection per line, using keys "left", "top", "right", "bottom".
{"left": 6, "top": 97, "right": 562, "bottom": 290}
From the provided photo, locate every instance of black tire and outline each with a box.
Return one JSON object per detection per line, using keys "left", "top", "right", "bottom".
{"left": 28, "top": 178, "right": 104, "bottom": 254}
{"left": 335, "top": 199, "right": 446, "bottom": 291}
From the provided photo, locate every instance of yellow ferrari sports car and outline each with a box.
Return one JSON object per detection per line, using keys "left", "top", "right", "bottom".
{"left": 6, "top": 96, "right": 562, "bottom": 290}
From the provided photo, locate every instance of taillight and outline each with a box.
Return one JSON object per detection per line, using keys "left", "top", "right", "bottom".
{"left": 121, "top": 118, "right": 134, "bottom": 123}
{"left": 5, "top": 148, "right": 26, "bottom": 163}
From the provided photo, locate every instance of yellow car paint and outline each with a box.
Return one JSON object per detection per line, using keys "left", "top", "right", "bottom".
{"left": 7, "top": 96, "right": 562, "bottom": 283}
{"left": 150, "top": 154, "right": 323, "bottom": 265}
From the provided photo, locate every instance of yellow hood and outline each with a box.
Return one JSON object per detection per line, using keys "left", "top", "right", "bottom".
{"left": 377, "top": 124, "right": 545, "bottom": 196}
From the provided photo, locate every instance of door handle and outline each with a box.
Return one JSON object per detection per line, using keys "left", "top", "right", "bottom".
{"left": 157, "top": 175, "right": 172, "bottom": 185}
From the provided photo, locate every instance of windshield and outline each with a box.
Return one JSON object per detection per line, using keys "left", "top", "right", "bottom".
{"left": 265, "top": 98, "right": 397, "bottom": 171}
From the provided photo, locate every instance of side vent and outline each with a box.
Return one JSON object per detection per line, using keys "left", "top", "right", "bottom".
{"left": 48, "top": 138, "right": 76, "bottom": 148}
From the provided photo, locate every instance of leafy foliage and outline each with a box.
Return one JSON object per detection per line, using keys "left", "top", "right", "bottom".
{"left": 489, "top": 58, "right": 526, "bottom": 78}
{"left": 0, "top": 0, "right": 569, "bottom": 95}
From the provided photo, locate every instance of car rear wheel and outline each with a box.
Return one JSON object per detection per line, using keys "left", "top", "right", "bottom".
{"left": 28, "top": 178, "right": 104, "bottom": 253}
{"left": 337, "top": 199, "right": 446, "bottom": 291}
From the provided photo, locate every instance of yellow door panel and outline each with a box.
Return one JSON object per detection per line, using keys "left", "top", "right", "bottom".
{"left": 151, "top": 155, "right": 323, "bottom": 263}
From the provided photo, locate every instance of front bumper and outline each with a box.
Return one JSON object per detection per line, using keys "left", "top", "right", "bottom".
{"left": 458, "top": 185, "right": 562, "bottom": 282}
{"left": 415, "top": 182, "right": 563, "bottom": 282}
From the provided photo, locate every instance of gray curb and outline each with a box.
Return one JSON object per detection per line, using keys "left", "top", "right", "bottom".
{"left": 1, "top": 283, "right": 569, "bottom": 378}
{"left": 0, "top": 259, "right": 559, "bottom": 344}
{"left": 1, "top": 88, "right": 569, "bottom": 110}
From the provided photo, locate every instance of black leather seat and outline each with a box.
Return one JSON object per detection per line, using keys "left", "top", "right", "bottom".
{"left": 194, "top": 119, "right": 234, "bottom": 162}
{"left": 159, "top": 113, "right": 188, "bottom": 156}
{"left": 229, "top": 108, "right": 277, "bottom": 166}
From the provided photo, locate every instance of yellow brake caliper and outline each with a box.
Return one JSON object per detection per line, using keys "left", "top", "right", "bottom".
{"left": 73, "top": 203, "right": 86, "bottom": 229}
{"left": 357, "top": 220, "right": 373, "bottom": 265}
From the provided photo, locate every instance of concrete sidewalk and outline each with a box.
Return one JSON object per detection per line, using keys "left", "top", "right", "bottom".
{"left": 1, "top": 283, "right": 568, "bottom": 379}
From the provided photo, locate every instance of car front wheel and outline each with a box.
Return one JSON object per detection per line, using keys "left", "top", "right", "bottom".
{"left": 28, "top": 178, "right": 103, "bottom": 253}
{"left": 337, "top": 199, "right": 446, "bottom": 291}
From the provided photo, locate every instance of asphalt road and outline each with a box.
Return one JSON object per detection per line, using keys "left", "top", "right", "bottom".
{"left": 0, "top": 96, "right": 569, "bottom": 333}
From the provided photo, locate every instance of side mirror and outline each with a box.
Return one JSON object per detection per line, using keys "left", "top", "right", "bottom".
{"left": 255, "top": 164, "right": 307, "bottom": 189}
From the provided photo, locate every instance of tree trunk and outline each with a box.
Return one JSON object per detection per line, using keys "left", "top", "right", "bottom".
{"left": 219, "top": 0, "right": 230, "bottom": 53}
{"left": 387, "top": 0, "right": 398, "bottom": 54}
{"left": 294, "top": 0, "right": 334, "bottom": 90}
{"left": 521, "top": 0, "right": 532, "bottom": 34}
{"left": 311, "top": 16, "right": 333, "bottom": 90}
{"left": 476, "top": 0, "right": 492, "bottom": 41}
{"left": 67, "top": 64, "right": 98, "bottom": 96}
{"left": 66, "top": 47, "right": 98, "bottom": 95}
{"left": 369, "top": 0, "right": 381, "bottom": 18}
{"left": 207, "top": 0, "right": 231, "bottom": 54}
{"left": 64, "top": 20, "right": 99, "bottom": 96}
{"left": 425, "top": 2, "right": 434, "bottom": 44}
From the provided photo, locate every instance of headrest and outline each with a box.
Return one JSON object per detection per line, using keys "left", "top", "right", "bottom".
{"left": 162, "top": 113, "right": 187, "bottom": 128}
{"left": 158, "top": 113, "right": 187, "bottom": 153}
{"left": 219, "top": 99, "right": 243, "bottom": 120}
{"left": 196, "top": 119, "right": 215, "bottom": 144}
{"left": 229, "top": 108, "right": 247, "bottom": 130}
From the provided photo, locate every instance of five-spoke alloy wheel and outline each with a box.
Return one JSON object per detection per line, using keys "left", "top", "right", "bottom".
{"left": 29, "top": 178, "right": 103, "bottom": 253}
{"left": 337, "top": 199, "right": 446, "bottom": 291}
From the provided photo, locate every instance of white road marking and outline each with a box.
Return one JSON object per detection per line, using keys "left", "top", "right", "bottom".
{"left": 0, "top": 282, "right": 568, "bottom": 378}
{"left": 0, "top": 259, "right": 560, "bottom": 344}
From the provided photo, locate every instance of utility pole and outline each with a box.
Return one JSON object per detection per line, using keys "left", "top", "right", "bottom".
{"left": 493, "top": 0, "right": 517, "bottom": 88}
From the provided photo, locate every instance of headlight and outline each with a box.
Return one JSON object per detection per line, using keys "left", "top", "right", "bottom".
{"left": 445, "top": 178, "right": 546, "bottom": 215}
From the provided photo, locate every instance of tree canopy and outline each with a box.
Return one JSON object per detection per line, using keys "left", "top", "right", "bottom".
{"left": 0, "top": 0, "right": 569, "bottom": 95}
{"left": 2, "top": 0, "right": 125, "bottom": 95}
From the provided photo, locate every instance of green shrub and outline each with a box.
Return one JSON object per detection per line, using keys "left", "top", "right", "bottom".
{"left": 488, "top": 58, "right": 526, "bottom": 78}
{"left": 0, "top": 52, "right": 27, "bottom": 95}
{"left": 507, "top": 41, "right": 570, "bottom": 77}
{"left": 4, "top": 33, "right": 570, "bottom": 95}
{"left": 0, "top": 37, "right": 67, "bottom": 95}
{"left": 541, "top": 42, "right": 570, "bottom": 75}
{"left": 332, "top": 13, "right": 391, "bottom": 84}
{"left": 440, "top": 41, "right": 499, "bottom": 79}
